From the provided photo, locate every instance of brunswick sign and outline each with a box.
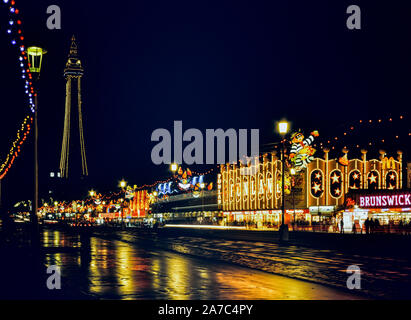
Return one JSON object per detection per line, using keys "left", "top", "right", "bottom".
{"left": 359, "top": 192, "right": 411, "bottom": 208}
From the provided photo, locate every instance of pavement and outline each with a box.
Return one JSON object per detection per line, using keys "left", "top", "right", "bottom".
{"left": 94, "top": 227, "right": 411, "bottom": 299}
{"left": 0, "top": 222, "right": 364, "bottom": 300}
{"left": 2, "top": 222, "right": 410, "bottom": 299}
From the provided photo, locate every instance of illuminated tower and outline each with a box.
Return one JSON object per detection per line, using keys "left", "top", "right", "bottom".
{"left": 59, "top": 36, "right": 88, "bottom": 178}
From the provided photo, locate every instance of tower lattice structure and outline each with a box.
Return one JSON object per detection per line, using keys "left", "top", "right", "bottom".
{"left": 59, "top": 36, "right": 88, "bottom": 178}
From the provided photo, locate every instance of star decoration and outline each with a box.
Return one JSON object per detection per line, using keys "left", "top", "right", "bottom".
{"left": 389, "top": 173, "right": 396, "bottom": 180}
{"left": 315, "top": 172, "right": 321, "bottom": 180}
{"left": 369, "top": 173, "right": 377, "bottom": 184}
{"left": 352, "top": 172, "right": 359, "bottom": 180}
{"left": 331, "top": 172, "right": 340, "bottom": 184}
{"left": 334, "top": 188, "right": 341, "bottom": 195}
{"left": 388, "top": 184, "right": 395, "bottom": 190}
{"left": 350, "top": 185, "right": 358, "bottom": 189}
{"left": 312, "top": 182, "right": 322, "bottom": 193}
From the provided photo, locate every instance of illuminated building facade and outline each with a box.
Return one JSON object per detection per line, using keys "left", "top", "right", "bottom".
{"left": 128, "top": 190, "right": 149, "bottom": 218}
{"left": 306, "top": 149, "right": 403, "bottom": 207}
{"left": 148, "top": 168, "right": 220, "bottom": 224}
{"left": 218, "top": 149, "right": 403, "bottom": 228}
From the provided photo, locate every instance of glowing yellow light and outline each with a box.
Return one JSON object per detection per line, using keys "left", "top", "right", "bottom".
{"left": 119, "top": 180, "right": 126, "bottom": 188}
{"left": 170, "top": 163, "right": 178, "bottom": 172}
{"left": 369, "top": 174, "right": 377, "bottom": 184}
{"left": 312, "top": 183, "right": 321, "bottom": 193}
{"left": 278, "top": 121, "right": 289, "bottom": 135}
{"left": 331, "top": 172, "right": 340, "bottom": 184}
{"left": 164, "top": 224, "right": 246, "bottom": 230}
{"left": 27, "top": 46, "right": 47, "bottom": 73}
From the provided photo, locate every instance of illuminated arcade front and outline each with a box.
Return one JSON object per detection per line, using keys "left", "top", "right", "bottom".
{"left": 342, "top": 190, "right": 411, "bottom": 233}
{"left": 148, "top": 167, "right": 219, "bottom": 224}
{"left": 218, "top": 149, "right": 403, "bottom": 229}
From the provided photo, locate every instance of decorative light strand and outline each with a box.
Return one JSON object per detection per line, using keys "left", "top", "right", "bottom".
{"left": 0, "top": 116, "right": 33, "bottom": 179}
{"left": 0, "top": 0, "right": 36, "bottom": 179}
{"left": 314, "top": 115, "right": 408, "bottom": 151}
{"left": 2, "top": 0, "right": 35, "bottom": 112}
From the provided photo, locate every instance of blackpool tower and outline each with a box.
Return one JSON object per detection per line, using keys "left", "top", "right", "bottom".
{"left": 59, "top": 36, "right": 88, "bottom": 178}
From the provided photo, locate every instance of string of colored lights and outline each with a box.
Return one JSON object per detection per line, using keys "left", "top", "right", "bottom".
{"left": 316, "top": 115, "right": 409, "bottom": 151}
{"left": 0, "top": 0, "right": 37, "bottom": 180}
{"left": 190, "top": 168, "right": 215, "bottom": 176}
{"left": 0, "top": 116, "right": 32, "bottom": 179}
{"left": 267, "top": 115, "right": 408, "bottom": 152}
{"left": 133, "top": 167, "right": 216, "bottom": 190}
{"left": 2, "top": 0, "right": 36, "bottom": 112}
{"left": 134, "top": 176, "right": 175, "bottom": 190}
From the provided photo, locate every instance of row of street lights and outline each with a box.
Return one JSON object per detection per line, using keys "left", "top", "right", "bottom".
{"left": 88, "top": 180, "right": 127, "bottom": 227}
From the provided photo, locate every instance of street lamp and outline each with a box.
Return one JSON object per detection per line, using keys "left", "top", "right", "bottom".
{"left": 28, "top": 47, "right": 47, "bottom": 73}
{"left": 277, "top": 120, "right": 290, "bottom": 241}
{"left": 278, "top": 121, "right": 289, "bottom": 135}
{"left": 119, "top": 180, "right": 127, "bottom": 228}
{"left": 170, "top": 163, "right": 178, "bottom": 173}
{"left": 200, "top": 183, "right": 206, "bottom": 213}
{"left": 28, "top": 46, "right": 47, "bottom": 245}
{"left": 290, "top": 168, "right": 296, "bottom": 230}
{"left": 119, "top": 180, "right": 127, "bottom": 189}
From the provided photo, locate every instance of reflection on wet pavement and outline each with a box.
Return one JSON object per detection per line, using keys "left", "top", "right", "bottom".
{"left": 105, "top": 231, "right": 411, "bottom": 299}
{"left": 41, "top": 229, "right": 360, "bottom": 300}
{"left": 165, "top": 236, "right": 411, "bottom": 299}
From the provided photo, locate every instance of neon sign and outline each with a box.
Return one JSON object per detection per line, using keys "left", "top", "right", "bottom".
{"left": 359, "top": 193, "right": 411, "bottom": 208}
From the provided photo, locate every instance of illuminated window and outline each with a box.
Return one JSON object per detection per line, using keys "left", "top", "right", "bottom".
{"left": 367, "top": 171, "right": 379, "bottom": 190}
{"left": 310, "top": 170, "right": 323, "bottom": 198}
{"left": 330, "top": 170, "right": 343, "bottom": 198}
{"left": 385, "top": 171, "right": 397, "bottom": 190}
{"left": 349, "top": 170, "right": 361, "bottom": 190}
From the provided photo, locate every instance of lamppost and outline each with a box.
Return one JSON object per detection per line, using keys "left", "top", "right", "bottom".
{"left": 53, "top": 201, "right": 58, "bottom": 220}
{"left": 28, "top": 46, "right": 47, "bottom": 244}
{"left": 119, "top": 180, "right": 127, "bottom": 228}
{"left": 290, "top": 168, "right": 296, "bottom": 230}
{"left": 88, "top": 190, "right": 96, "bottom": 223}
{"left": 277, "top": 120, "right": 290, "bottom": 241}
{"left": 200, "top": 182, "right": 205, "bottom": 213}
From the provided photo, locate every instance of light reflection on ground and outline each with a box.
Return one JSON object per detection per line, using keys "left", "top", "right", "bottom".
{"left": 41, "top": 229, "right": 361, "bottom": 300}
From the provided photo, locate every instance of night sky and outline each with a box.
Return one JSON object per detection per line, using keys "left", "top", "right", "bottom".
{"left": 0, "top": 0, "right": 410, "bottom": 206}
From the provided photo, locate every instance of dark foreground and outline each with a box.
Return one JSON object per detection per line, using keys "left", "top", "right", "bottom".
{"left": 1, "top": 222, "right": 410, "bottom": 299}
